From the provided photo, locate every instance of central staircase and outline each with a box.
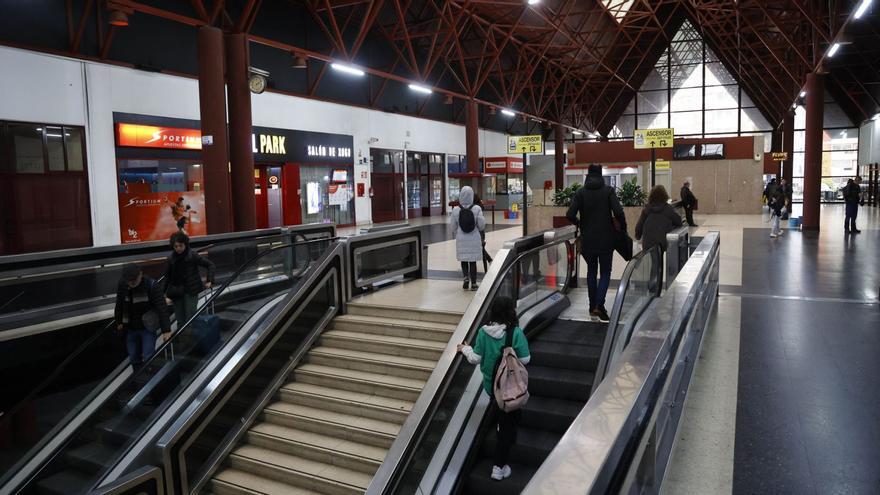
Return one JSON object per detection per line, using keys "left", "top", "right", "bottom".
{"left": 210, "top": 299, "right": 462, "bottom": 495}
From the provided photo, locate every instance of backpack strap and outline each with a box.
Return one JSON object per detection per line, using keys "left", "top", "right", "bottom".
{"left": 504, "top": 326, "right": 514, "bottom": 349}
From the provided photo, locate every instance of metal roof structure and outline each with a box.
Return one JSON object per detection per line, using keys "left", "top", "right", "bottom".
{"left": 1, "top": 0, "right": 877, "bottom": 135}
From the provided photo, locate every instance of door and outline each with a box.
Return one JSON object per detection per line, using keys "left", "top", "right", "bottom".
{"left": 266, "top": 166, "right": 283, "bottom": 228}
{"left": 254, "top": 165, "right": 269, "bottom": 229}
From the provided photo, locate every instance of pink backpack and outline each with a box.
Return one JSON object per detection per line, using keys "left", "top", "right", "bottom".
{"left": 493, "top": 329, "right": 529, "bottom": 412}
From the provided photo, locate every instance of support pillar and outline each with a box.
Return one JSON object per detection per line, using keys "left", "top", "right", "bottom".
{"left": 802, "top": 72, "right": 824, "bottom": 230}
{"left": 198, "top": 26, "right": 231, "bottom": 234}
{"left": 466, "top": 100, "right": 480, "bottom": 173}
{"left": 226, "top": 33, "right": 257, "bottom": 232}
{"left": 554, "top": 124, "right": 565, "bottom": 191}
{"left": 782, "top": 111, "right": 794, "bottom": 183}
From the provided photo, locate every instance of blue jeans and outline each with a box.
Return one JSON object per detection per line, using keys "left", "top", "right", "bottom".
{"left": 845, "top": 202, "right": 858, "bottom": 231}
{"left": 584, "top": 251, "right": 613, "bottom": 310}
{"left": 126, "top": 327, "right": 157, "bottom": 369}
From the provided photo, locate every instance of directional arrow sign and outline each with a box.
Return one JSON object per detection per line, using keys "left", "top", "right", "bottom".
{"left": 634, "top": 128, "right": 674, "bottom": 149}
{"left": 508, "top": 135, "right": 543, "bottom": 155}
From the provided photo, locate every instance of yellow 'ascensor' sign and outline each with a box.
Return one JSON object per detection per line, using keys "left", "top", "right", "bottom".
{"left": 508, "top": 135, "right": 543, "bottom": 154}
{"left": 655, "top": 159, "right": 671, "bottom": 170}
{"left": 634, "top": 128, "right": 674, "bottom": 149}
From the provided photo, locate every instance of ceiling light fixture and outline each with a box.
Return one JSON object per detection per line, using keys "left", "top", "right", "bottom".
{"left": 292, "top": 53, "right": 307, "bottom": 69}
{"left": 572, "top": 131, "right": 583, "bottom": 136}
{"left": 528, "top": 0, "right": 540, "bottom": 4}
{"left": 331, "top": 63, "right": 365, "bottom": 77}
{"left": 872, "top": 113, "right": 880, "bottom": 121}
{"left": 108, "top": 9, "right": 129, "bottom": 26}
{"left": 799, "top": 91, "right": 806, "bottom": 97}
{"left": 827, "top": 42, "right": 841, "bottom": 57}
{"left": 854, "top": 0, "right": 872, "bottom": 19}
{"left": 408, "top": 83, "right": 432, "bottom": 94}
{"left": 501, "top": 109, "right": 516, "bottom": 117}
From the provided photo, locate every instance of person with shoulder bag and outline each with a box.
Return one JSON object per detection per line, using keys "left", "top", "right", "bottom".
{"left": 164, "top": 232, "right": 216, "bottom": 328}
{"left": 843, "top": 177, "right": 863, "bottom": 234}
{"left": 450, "top": 186, "right": 486, "bottom": 290}
{"left": 635, "top": 185, "right": 683, "bottom": 252}
{"left": 566, "top": 164, "right": 627, "bottom": 322}
{"left": 458, "top": 296, "right": 530, "bottom": 481}
{"left": 115, "top": 264, "right": 172, "bottom": 370}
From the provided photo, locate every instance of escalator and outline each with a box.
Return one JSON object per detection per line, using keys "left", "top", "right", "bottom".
{"left": 370, "top": 227, "right": 663, "bottom": 495}
{"left": 1, "top": 237, "right": 336, "bottom": 495}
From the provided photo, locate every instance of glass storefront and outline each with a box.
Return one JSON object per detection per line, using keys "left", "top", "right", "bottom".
{"left": 407, "top": 151, "right": 445, "bottom": 217}
{"left": 299, "top": 164, "right": 355, "bottom": 225}
{"left": 0, "top": 121, "right": 92, "bottom": 255}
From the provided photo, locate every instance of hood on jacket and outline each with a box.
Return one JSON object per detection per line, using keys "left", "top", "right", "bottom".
{"left": 584, "top": 175, "right": 606, "bottom": 190}
{"left": 459, "top": 186, "right": 475, "bottom": 208}
{"left": 647, "top": 203, "right": 669, "bottom": 213}
{"left": 483, "top": 322, "right": 508, "bottom": 339}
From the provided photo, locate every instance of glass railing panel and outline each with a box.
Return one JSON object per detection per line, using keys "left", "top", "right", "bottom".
{"left": 514, "top": 242, "right": 569, "bottom": 311}
{"left": 608, "top": 248, "right": 662, "bottom": 363}
{"left": 2, "top": 239, "right": 335, "bottom": 493}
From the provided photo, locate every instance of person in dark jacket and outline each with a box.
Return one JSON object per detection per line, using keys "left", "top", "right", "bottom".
{"left": 115, "top": 263, "right": 172, "bottom": 370}
{"left": 635, "top": 185, "right": 682, "bottom": 252}
{"left": 843, "top": 176, "right": 863, "bottom": 234}
{"left": 566, "top": 164, "right": 626, "bottom": 322}
{"left": 164, "top": 232, "right": 215, "bottom": 328}
{"left": 767, "top": 180, "right": 786, "bottom": 238}
{"left": 680, "top": 181, "right": 697, "bottom": 227}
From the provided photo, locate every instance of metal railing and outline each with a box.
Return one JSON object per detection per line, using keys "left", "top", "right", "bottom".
{"left": 522, "top": 231, "right": 721, "bottom": 494}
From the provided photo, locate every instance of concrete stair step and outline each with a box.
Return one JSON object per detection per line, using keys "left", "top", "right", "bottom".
{"left": 212, "top": 468, "right": 321, "bottom": 495}
{"left": 263, "top": 402, "right": 398, "bottom": 449}
{"left": 292, "top": 363, "right": 425, "bottom": 402}
{"left": 345, "top": 302, "right": 462, "bottom": 325}
{"left": 246, "top": 422, "right": 386, "bottom": 474}
{"left": 279, "top": 381, "right": 412, "bottom": 424}
{"left": 319, "top": 330, "right": 445, "bottom": 361}
{"left": 306, "top": 345, "right": 435, "bottom": 381}
{"left": 228, "top": 445, "right": 371, "bottom": 495}
{"left": 329, "top": 314, "right": 456, "bottom": 342}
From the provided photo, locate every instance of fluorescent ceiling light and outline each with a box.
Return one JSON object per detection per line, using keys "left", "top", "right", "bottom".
{"left": 408, "top": 83, "right": 432, "bottom": 94}
{"left": 854, "top": 0, "right": 872, "bottom": 19}
{"left": 528, "top": 0, "right": 540, "bottom": 4}
{"left": 799, "top": 91, "right": 806, "bottom": 97}
{"left": 827, "top": 42, "right": 841, "bottom": 57}
{"left": 572, "top": 130, "right": 583, "bottom": 136}
{"left": 872, "top": 113, "right": 880, "bottom": 121}
{"left": 331, "top": 63, "right": 365, "bottom": 76}
{"left": 501, "top": 109, "right": 516, "bottom": 117}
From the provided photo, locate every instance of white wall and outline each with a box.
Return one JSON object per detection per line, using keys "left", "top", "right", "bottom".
{"left": 0, "top": 45, "right": 509, "bottom": 246}
{"left": 859, "top": 119, "right": 879, "bottom": 166}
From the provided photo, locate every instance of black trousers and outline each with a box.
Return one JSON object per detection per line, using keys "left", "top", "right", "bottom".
{"left": 461, "top": 261, "right": 477, "bottom": 284}
{"left": 684, "top": 206, "right": 696, "bottom": 226}
{"left": 491, "top": 401, "right": 521, "bottom": 467}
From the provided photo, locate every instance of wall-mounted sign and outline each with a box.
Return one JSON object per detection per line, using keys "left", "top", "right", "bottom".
{"left": 508, "top": 135, "right": 543, "bottom": 154}
{"left": 485, "top": 161, "right": 507, "bottom": 170}
{"left": 634, "top": 128, "right": 674, "bottom": 149}
{"left": 655, "top": 159, "right": 671, "bottom": 170}
{"left": 117, "top": 123, "right": 202, "bottom": 150}
{"left": 771, "top": 152, "right": 788, "bottom": 161}
{"left": 116, "top": 118, "right": 354, "bottom": 165}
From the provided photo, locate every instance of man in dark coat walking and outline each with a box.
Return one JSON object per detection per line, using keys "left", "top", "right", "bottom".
{"left": 566, "top": 164, "right": 627, "bottom": 322}
{"left": 680, "top": 181, "right": 698, "bottom": 227}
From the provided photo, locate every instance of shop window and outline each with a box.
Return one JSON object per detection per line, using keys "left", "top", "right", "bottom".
{"left": 46, "top": 126, "right": 67, "bottom": 171}
{"left": 65, "top": 128, "right": 85, "bottom": 171}
{"left": 701, "top": 143, "right": 724, "bottom": 158}
{"left": 673, "top": 144, "right": 696, "bottom": 159}
{"left": 497, "top": 173, "right": 509, "bottom": 194}
{"left": 10, "top": 123, "right": 44, "bottom": 173}
{"left": 300, "top": 165, "right": 355, "bottom": 225}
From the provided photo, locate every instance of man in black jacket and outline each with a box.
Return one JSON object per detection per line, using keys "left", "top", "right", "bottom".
{"left": 164, "top": 232, "right": 216, "bottom": 328}
{"left": 566, "top": 164, "right": 627, "bottom": 322}
{"left": 115, "top": 263, "right": 171, "bottom": 370}
{"left": 843, "top": 176, "right": 863, "bottom": 234}
{"left": 680, "top": 181, "right": 698, "bottom": 227}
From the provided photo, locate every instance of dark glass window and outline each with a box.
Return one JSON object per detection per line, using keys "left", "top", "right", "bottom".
{"left": 0, "top": 124, "right": 10, "bottom": 173}
{"left": 46, "top": 126, "right": 66, "bottom": 171}
{"left": 65, "top": 127, "right": 85, "bottom": 171}
{"left": 10, "top": 123, "right": 45, "bottom": 173}
{"left": 673, "top": 144, "right": 696, "bottom": 159}
{"left": 701, "top": 143, "right": 724, "bottom": 158}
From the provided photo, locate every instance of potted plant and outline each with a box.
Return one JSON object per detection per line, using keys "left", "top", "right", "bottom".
{"left": 551, "top": 183, "right": 581, "bottom": 228}
{"left": 616, "top": 177, "right": 647, "bottom": 232}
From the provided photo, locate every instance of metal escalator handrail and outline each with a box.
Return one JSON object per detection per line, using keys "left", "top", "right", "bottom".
{"left": 593, "top": 245, "right": 663, "bottom": 388}
{"left": 366, "top": 226, "right": 578, "bottom": 494}
{"left": 2, "top": 237, "right": 338, "bottom": 495}
{"left": 522, "top": 232, "right": 721, "bottom": 495}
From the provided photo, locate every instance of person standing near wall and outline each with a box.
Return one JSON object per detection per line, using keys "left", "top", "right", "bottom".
{"left": 635, "top": 185, "right": 682, "bottom": 252}
{"left": 768, "top": 180, "right": 786, "bottom": 238}
{"left": 450, "top": 186, "right": 486, "bottom": 291}
{"left": 680, "top": 181, "right": 698, "bottom": 227}
{"left": 843, "top": 177, "right": 864, "bottom": 234}
{"left": 566, "top": 164, "right": 627, "bottom": 322}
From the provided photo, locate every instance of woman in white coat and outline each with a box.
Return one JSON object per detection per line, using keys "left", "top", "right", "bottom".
{"left": 450, "top": 186, "right": 486, "bottom": 290}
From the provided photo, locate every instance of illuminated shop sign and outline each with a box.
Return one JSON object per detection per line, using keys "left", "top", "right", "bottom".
{"left": 115, "top": 121, "right": 353, "bottom": 164}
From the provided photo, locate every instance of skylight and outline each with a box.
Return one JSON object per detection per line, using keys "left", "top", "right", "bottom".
{"left": 602, "top": 0, "right": 635, "bottom": 23}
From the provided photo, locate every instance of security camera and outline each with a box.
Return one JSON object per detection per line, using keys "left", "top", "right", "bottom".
{"left": 368, "top": 137, "right": 379, "bottom": 144}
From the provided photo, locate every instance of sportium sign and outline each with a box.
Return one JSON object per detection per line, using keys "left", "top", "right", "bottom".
{"left": 116, "top": 123, "right": 202, "bottom": 150}
{"left": 634, "top": 128, "right": 674, "bottom": 149}
{"left": 771, "top": 152, "right": 789, "bottom": 161}
{"left": 508, "top": 135, "right": 543, "bottom": 154}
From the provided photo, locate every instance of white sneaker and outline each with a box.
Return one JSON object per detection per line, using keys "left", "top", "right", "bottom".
{"left": 491, "top": 465, "right": 512, "bottom": 480}
{"left": 770, "top": 233, "right": 778, "bottom": 238}
{"left": 778, "top": 229, "right": 785, "bottom": 235}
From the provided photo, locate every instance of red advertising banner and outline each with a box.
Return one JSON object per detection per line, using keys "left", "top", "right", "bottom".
{"left": 118, "top": 191, "right": 207, "bottom": 243}
{"left": 116, "top": 123, "right": 203, "bottom": 150}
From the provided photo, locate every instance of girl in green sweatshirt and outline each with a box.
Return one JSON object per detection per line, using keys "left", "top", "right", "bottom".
{"left": 458, "top": 296, "right": 530, "bottom": 481}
